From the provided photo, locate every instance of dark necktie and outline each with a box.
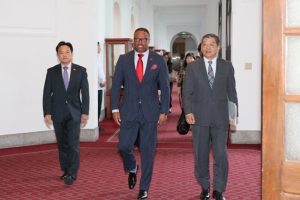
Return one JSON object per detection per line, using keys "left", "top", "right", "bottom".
{"left": 207, "top": 61, "right": 214, "bottom": 88}
{"left": 63, "top": 66, "right": 69, "bottom": 90}
{"left": 136, "top": 54, "right": 144, "bottom": 83}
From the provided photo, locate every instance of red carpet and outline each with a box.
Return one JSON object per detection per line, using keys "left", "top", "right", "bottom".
{"left": 0, "top": 86, "right": 261, "bottom": 199}
{"left": 0, "top": 147, "right": 260, "bottom": 200}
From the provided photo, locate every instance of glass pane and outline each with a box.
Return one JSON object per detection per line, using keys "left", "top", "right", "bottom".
{"left": 286, "top": 36, "right": 300, "bottom": 94}
{"left": 107, "top": 44, "right": 113, "bottom": 89}
{"left": 285, "top": 103, "right": 300, "bottom": 161}
{"left": 286, "top": 0, "right": 300, "bottom": 27}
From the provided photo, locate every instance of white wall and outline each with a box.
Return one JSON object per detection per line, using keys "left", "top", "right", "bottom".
{"left": 152, "top": 1, "right": 220, "bottom": 52}
{"left": 153, "top": 6, "right": 206, "bottom": 51}
{"left": 231, "top": 0, "right": 262, "bottom": 131}
{"left": 138, "top": 0, "right": 155, "bottom": 45}
{"left": 0, "top": 0, "right": 99, "bottom": 135}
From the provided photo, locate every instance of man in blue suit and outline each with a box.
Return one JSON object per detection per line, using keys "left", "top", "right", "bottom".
{"left": 182, "top": 34, "right": 238, "bottom": 200}
{"left": 111, "top": 27, "right": 170, "bottom": 199}
{"left": 43, "top": 41, "right": 89, "bottom": 186}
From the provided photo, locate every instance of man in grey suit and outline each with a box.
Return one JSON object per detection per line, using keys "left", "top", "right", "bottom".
{"left": 43, "top": 41, "right": 89, "bottom": 186}
{"left": 182, "top": 34, "right": 238, "bottom": 200}
{"left": 111, "top": 27, "right": 170, "bottom": 199}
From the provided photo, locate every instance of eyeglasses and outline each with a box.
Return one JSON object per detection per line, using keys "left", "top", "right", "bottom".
{"left": 134, "top": 38, "right": 148, "bottom": 43}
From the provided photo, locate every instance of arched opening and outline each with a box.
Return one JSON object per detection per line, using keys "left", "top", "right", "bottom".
{"left": 170, "top": 31, "right": 198, "bottom": 70}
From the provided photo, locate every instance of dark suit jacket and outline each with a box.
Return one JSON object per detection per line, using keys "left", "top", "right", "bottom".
{"left": 111, "top": 50, "right": 170, "bottom": 122}
{"left": 182, "top": 58, "right": 238, "bottom": 126}
{"left": 43, "top": 63, "right": 89, "bottom": 122}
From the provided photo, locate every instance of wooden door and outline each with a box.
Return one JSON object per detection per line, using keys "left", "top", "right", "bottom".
{"left": 263, "top": 0, "right": 300, "bottom": 199}
{"left": 105, "top": 38, "right": 132, "bottom": 118}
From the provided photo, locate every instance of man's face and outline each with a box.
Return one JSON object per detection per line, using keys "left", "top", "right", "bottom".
{"left": 133, "top": 30, "right": 149, "bottom": 53}
{"left": 57, "top": 45, "right": 73, "bottom": 65}
{"left": 201, "top": 37, "right": 220, "bottom": 60}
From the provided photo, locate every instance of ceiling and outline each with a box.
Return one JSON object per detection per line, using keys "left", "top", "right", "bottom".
{"left": 150, "top": 0, "right": 209, "bottom": 7}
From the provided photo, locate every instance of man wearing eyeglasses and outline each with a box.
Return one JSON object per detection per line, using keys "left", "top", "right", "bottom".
{"left": 111, "top": 27, "right": 170, "bottom": 199}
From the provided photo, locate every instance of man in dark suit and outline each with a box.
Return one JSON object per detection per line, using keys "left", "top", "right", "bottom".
{"left": 111, "top": 27, "right": 170, "bottom": 199}
{"left": 182, "top": 33, "right": 238, "bottom": 200}
{"left": 43, "top": 41, "right": 89, "bottom": 186}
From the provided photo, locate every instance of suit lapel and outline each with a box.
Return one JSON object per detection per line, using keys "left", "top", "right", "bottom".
{"left": 127, "top": 51, "right": 140, "bottom": 84}
{"left": 55, "top": 65, "right": 67, "bottom": 91}
{"left": 213, "top": 59, "right": 222, "bottom": 88}
{"left": 199, "top": 59, "right": 211, "bottom": 88}
{"left": 68, "top": 63, "right": 77, "bottom": 91}
{"left": 142, "top": 52, "right": 154, "bottom": 82}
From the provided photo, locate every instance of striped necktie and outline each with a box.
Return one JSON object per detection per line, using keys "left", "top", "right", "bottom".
{"left": 207, "top": 61, "right": 214, "bottom": 88}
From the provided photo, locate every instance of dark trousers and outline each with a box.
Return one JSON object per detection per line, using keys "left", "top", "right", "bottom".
{"left": 118, "top": 106, "right": 157, "bottom": 191}
{"left": 169, "top": 82, "right": 173, "bottom": 109}
{"left": 192, "top": 124, "right": 228, "bottom": 192}
{"left": 53, "top": 111, "right": 81, "bottom": 177}
{"left": 98, "top": 90, "right": 103, "bottom": 120}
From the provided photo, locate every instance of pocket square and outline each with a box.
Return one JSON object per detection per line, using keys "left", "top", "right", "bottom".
{"left": 151, "top": 64, "right": 158, "bottom": 70}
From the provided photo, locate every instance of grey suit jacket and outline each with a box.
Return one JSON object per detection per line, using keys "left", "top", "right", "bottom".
{"left": 182, "top": 58, "right": 238, "bottom": 126}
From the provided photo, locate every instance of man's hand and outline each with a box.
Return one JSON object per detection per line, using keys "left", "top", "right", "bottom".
{"left": 158, "top": 113, "right": 168, "bottom": 126}
{"left": 81, "top": 114, "right": 89, "bottom": 128}
{"left": 112, "top": 112, "right": 121, "bottom": 126}
{"left": 44, "top": 115, "right": 53, "bottom": 129}
{"left": 185, "top": 113, "right": 195, "bottom": 125}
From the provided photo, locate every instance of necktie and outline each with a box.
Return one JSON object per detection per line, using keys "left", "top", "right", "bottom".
{"left": 136, "top": 54, "right": 144, "bottom": 83}
{"left": 207, "top": 61, "right": 214, "bottom": 88}
{"left": 63, "top": 66, "right": 69, "bottom": 90}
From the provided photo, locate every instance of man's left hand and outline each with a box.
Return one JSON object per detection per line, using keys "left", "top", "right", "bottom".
{"left": 81, "top": 114, "right": 89, "bottom": 128}
{"left": 158, "top": 113, "right": 168, "bottom": 126}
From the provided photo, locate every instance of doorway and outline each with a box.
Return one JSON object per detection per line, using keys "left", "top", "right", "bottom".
{"left": 171, "top": 31, "right": 198, "bottom": 71}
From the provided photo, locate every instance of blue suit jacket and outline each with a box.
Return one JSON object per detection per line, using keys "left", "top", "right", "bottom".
{"left": 43, "top": 63, "right": 89, "bottom": 122}
{"left": 111, "top": 50, "right": 170, "bottom": 122}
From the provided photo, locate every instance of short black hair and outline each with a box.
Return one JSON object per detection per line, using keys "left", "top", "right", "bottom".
{"left": 56, "top": 41, "right": 73, "bottom": 53}
{"left": 163, "top": 52, "right": 170, "bottom": 57}
{"left": 134, "top": 27, "right": 150, "bottom": 38}
{"left": 201, "top": 33, "right": 220, "bottom": 46}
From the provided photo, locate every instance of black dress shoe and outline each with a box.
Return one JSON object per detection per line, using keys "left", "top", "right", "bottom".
{"left": 60, "top": 172, "right": 68, "bottom": 180}
{"left": 128, "top": 165, "right": 139, "bottom": 189}
{"left": 64, "top": 175, "right": 75, "bottom": 185}
{"left": 212, "top": 191, "right": 225, "bottom": 200}
{"left": 200, "top": 188, "right": 210, "bottom": 200}
{"left": 137, "top": 190, "right": 147, "bottom": 199}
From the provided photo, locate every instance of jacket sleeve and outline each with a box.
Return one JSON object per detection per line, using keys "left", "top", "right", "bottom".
{"left": 226, "top": 62, "right": 238, "bottom": 116}
{"left": 158, "top": 57, "right": 170, "bottom": 114}
{"left": 43, "top": 69, "right": 52, "bottom": 116}
{"left": 81, "top": 68, "right": 90, "bottom": 115}
{"left": 110, "top": 55, "right": 124, "bottom": 111}
{"left": 182, "top": 64, "right": 194, "bottom": 115}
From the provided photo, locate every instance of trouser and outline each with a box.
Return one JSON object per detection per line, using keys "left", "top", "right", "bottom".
{"left": 53, "top": 111, "right": 81, "bottom": 177}
{"left": 98, "top": 90, "right": 103, "bottom": 120}
{"left": 118, "top": 106, "right": 157, "bottom": 191}
{"left": 192, "top": 124, "right": 228, "bottom": 192}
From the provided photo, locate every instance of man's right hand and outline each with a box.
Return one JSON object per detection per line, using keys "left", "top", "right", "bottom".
{"left": 44, "top": 114, "right": 53, "bottom": 129}
{"left": 112, "top": 112, "right": 121, "bottom": 126}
